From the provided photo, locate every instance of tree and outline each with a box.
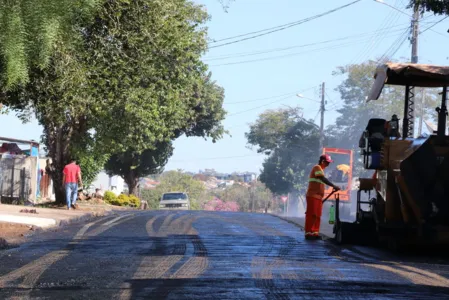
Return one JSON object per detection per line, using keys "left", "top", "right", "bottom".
{"left": 203, "top": 197, "right": 240, "bottom": 211}
{"left": 213, "top": 181, "right": 273, "bottom": 212}
{"left": 103, "top": 73, "right": 226, "bottom": 194}
{"left": 327, "top": 60, "right": 440, "bottom": 177}
{"left": 246, "top": 107, "right": 320, "bottom": 195}
{"left": 1, "top": 0, "right": 224, "bottom": 204}
{"left": 140, "top": 171, "right": 206, "bottom": 210}
{"left": 245, "top": 107, "right": 303, "bottom": 155}
{"left": 248, "top": 182, "right": 273, "bottom": 212}
{"left": 0, "top": 0, "right": 101, "bottom": 90}
{"left": 104, "top": 142, "right": 173, "bottom": 195}
{"left": 410, "top": 1, "right": 449, "bottom": 15}
{"left": 216, "top": 184, "right": 250, "bottom": 212}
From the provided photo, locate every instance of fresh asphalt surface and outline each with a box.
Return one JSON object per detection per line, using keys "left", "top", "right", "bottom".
{"left": 1, "top": 210, "right": 449, "bottom": 299}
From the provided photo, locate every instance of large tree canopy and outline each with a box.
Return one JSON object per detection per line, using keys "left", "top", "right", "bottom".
{"left": 0, "top": 0, "right": 102, "bottom": 90}
{"left": 245, "top": 107, "right": 305, "bottom": 155}
{"left": 104, "top": 142, "right": 174, "bottom": 195}
{"left": 104, "top": 72, "right": 226, "bottom": 195}
{"left": 0, "top": 0, "right": 225, "bottom": 204}
{"left": 411, "top": 0, "right": 449, "bottom": 15}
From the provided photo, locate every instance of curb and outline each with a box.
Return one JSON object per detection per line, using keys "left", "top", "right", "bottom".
{"left": 0, "top": 237, "right": 8, "bottom": 249}
{"left": 268, "top": 213, "right": 305, "bottom": 231}
{"left": 54, "top": 210, "right": 111, "bottom": 227}
{"left": 0, "top": 210, "right": 114, "bottom": 250}
{"left": 269, "top": 213, "right": 334, "bottom": 241}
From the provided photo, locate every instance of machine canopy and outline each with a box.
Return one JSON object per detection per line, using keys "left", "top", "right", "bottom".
{"left": 367, "top": 63, "right": 449, "bottom": 102}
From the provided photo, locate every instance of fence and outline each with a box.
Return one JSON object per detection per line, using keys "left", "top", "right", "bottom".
{"left": 0, "top": 156, "right": 37, "bottom": 204}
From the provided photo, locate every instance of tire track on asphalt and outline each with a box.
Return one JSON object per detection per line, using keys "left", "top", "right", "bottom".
{"left": 275, "top": 215, "right": 449, "bottom": 288}
{"left": 119, "top": 211, "right": 210, "bottom": 299}
{"left": 231, "top": 217, "right": 290, "bottom": 300}
{"left": 363, "top": 262, "right": 449, "bottom": 288}
{"left": 0, "top": 213, "right": 137, "bottom": 299}
{"left": 238, "top": 215, "right": 350, "bottom": 299}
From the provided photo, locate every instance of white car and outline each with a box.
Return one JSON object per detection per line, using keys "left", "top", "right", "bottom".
{"left": 159, "top": 192, "right": 190, "bottom": 210}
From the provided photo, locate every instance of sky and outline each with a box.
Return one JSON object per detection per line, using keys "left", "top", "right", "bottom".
{"left": 1, "top": 0, "right": 448, "bottom": 175}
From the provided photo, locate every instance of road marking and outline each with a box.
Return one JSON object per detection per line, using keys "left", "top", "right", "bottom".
{"left": 0, "top": 213, "right": 137, "bottom": 297}
{"left": 119, "top": 212, "right": 209, "bottom": 299}
{"left": 363, "top": 263, "right": 449, "bottom": 287}
{"left": 103, "top": 213, "right": 133, "bottom": 226}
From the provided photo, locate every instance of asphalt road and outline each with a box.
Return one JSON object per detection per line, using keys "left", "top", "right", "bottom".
{"left": 1, "top": 210, "right": 449, "bottom": 299}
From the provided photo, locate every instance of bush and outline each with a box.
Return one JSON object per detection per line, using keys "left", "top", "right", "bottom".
{"left": 117, "top": 194, "right": 129, "bottom": 206}
{"left": 140, "top": 189, "right": 161, "bottom": 210}
{"left": 104, "top": 191, "right": 141, "bottom": 207}
{"left": 104, "top": 191, "right": 118, "bottom": 204}
{"left": 128, "top": 194, "right": 141, "bottom": 207}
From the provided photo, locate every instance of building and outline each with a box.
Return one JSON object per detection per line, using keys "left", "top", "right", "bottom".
{"left": 91, "top": 171, "right": 125, "bottom": 195}
{"left": 198, "top": 169, "right": 257, "bottom": 183}
{"left": 0, "top": 136, "right": 40, "bottom": 204}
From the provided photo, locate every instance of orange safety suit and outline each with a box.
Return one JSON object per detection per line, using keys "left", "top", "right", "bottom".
{"left": 305, "top": 164, "right": 325, "bottom": 236}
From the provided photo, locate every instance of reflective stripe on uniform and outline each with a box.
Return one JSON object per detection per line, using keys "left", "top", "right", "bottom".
{"left": 308, "top": 178, "right": 324, "bottom": 184}
{"left": 314, "top": 170, "right": 324, "bottom": 176}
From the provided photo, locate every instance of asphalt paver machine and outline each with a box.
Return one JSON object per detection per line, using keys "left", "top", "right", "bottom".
{"left": 333, "top": 63, "right": 449, "bottom": 249}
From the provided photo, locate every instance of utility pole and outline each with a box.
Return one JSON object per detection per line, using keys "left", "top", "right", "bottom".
{"left": 409, "top": 2, "right": 420, "bottom": 137}
{"left": 320, "top": 82, "right": 325, "bottom": 152}
{"left": 411, "top": 3, "right": 419, "bottom": 64}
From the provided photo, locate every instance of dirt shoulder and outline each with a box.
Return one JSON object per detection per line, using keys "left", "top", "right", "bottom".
{"left": 0, "top": 222, "right": 35, "bottom": 249}
{"left": 0, "top": 201, "right": 134, "bottom": 249}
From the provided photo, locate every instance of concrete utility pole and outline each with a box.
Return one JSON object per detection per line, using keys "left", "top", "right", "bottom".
{"left": 410, "top": 2, "right": 420, "bottom": 137}
{"left": 411, "top": 3, "right": 419, "bottom": 64}
{"left": 320, "top": 82, "right": 325, "bottom": 152}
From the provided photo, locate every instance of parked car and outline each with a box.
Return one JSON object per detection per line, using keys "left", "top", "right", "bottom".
{"left": 159, "top": 192, "right": 190, "bottom": 210}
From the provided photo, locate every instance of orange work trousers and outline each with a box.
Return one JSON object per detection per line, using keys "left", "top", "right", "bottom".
{"left": 305, "top": 196, "right": 323, "bottom": 234}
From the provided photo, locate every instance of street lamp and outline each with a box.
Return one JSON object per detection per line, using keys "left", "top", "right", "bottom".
{"left": 296, "top": 94, "right": 320, "bottom": 103}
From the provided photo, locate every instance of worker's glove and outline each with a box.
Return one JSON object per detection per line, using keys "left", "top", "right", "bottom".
{"left": 333, "top": 186, "right": 341, "bottom": 191}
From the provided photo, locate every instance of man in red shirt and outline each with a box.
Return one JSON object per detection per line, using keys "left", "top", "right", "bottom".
{"left": 63, "top": 158, "right": 83, "bottom": 210}
{"left": 305, "top": 154, "right": 340, "bottom": 240}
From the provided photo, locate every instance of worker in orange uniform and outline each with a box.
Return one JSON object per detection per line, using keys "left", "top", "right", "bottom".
{"left": 305, "top": 154, "right": 341, "bottom": 240}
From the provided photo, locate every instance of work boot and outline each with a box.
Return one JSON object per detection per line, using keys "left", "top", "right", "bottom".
{"left": 305, "top": 232, "right": 314, "bottom": 240}
{"left": 312, "top": 232, "right": 321, "bottom": 240}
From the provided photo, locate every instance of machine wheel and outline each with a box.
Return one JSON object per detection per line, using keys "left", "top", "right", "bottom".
{"left": 387, "top": 237, "right": 404, "bottom": 253}
{"left": 335, "top": 222, "right": 353, "bottom": 245}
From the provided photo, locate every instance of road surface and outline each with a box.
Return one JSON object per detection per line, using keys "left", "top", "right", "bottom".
{"left": 1, "top": 210, "right": 449, "bottom": 299}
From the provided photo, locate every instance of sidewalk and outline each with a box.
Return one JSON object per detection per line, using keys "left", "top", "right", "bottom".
{"left": 0, "top": 202, "right": 120, "bottom": 248}
{"left": 0, "top": 203, "right": 111, "bottom": 228}
{"left": 272, "top": 214, "right": 335, "bottom": 240}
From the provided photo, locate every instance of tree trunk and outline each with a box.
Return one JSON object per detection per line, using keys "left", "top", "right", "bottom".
{"left": 44, "top": 123, "right": 72, "bottom": 205}
{"left": 124, "top": 171, "right": 138, "bottom": 196}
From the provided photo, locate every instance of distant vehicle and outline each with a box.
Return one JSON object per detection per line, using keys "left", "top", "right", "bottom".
{"left": 159, "top": 192, "right": 190, "bottom": 210}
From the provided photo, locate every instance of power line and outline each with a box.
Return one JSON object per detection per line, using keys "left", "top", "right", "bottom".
{"left": 224, "top": 85, "right": 317, "bottom": 105}
{"left": 208, "top": 0, "right": 362, "bottom": 49}
{"left": 226, "top": 85, "right": 321, "bottom": 116}
{"left": 204, "top": 26, "right": 409, "bottom": 62}
{"left": 351, "top": 0, "right": 403, "bottom": 64}
{"left": 421, "top": 16, "right": 449, "bottom": 34}
{"left": 227, "top": 95, "right": 294, "bottom": 117}
{"left": 210, "top": 31, "right": 405, "bottom": 67}
{"left": 225, "top": 92, "right": 297, "bottom": 105}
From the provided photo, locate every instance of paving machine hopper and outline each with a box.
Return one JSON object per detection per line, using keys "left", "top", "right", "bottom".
{"left": 322, "top": 147, "right": 353, "bottom": 219}
{"left": 333, "top": 63, "right": 449, "bottom": 249}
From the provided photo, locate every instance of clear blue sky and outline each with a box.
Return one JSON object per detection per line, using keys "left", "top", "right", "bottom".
{"left": 1, "top": 0, "right": 448, "bottom": 175}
